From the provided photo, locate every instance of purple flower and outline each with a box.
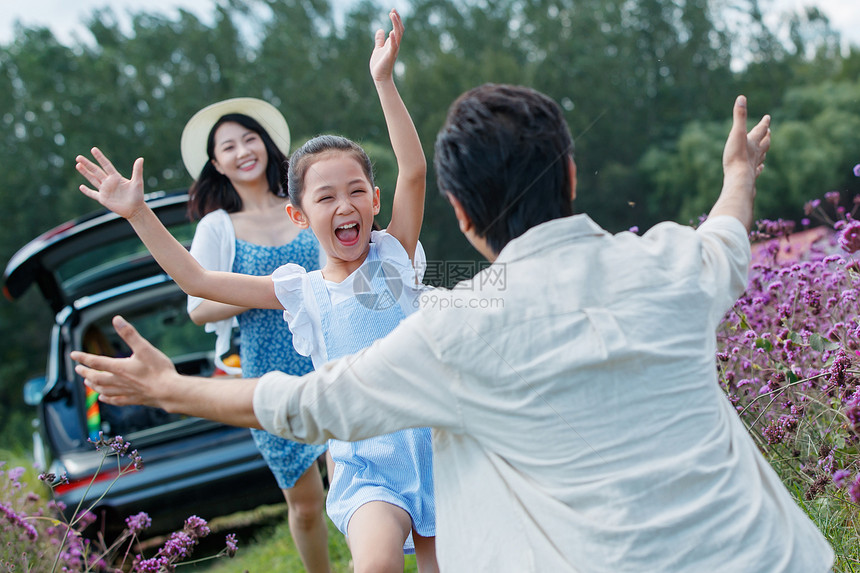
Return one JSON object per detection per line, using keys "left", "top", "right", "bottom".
{"left": 763, "top": 422, "right": 785, "bottom": 444}
{"left": 76, "top": 510, "right": 97, "bottom": 530}
{"left": 838, "top": 220, "right": 860, "bottom": 254}
{"left": 850, "top": 474, "right": 860, "bottom": 504}
{"left": 88, "top": 431, "right": 106, "bottom": 448}
{"left": 803, "top": 289, "right": 821, "bottom": 313}
{"left": 804, "top": 199, "right": 821, "bottom": 215}
{"left": 107, "top": 435, "right": 130, "bottom": 456}
{"left": 129, "top": 449, "right": 144, "bottom": 471}
{"left": 833, "top": 469, "right": 851, "bottom": 487}
{"left": 825, "top": 191, "right": 841, "bottom": 206}
{"left": 7, "top": 466, "right": 25, "bottom": 482}
{"left": 133, "top": 555, "right": 172, "bottom": 572}
{"left": 853, "top": 163, "right": 860, "bottom": 177}
{"left": 160, "top": 531, "right": 197, "bottom": 560}
{"left": 225, "top": 533, "right": 238, "bottom": 557}
{"left": 0, "top": 501, "right": 38, "bottom": 541}
{"left": 183, "top": 515, "right": 210, "bottom": 539}
{"left": 126, "top": 512, "right": 152, "bottom": 535}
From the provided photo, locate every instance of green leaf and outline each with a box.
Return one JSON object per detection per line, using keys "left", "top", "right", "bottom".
{"left": 809, "top": 334, "right": 826, "bottom": 352}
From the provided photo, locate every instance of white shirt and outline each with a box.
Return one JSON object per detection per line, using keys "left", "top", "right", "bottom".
{"left": 187, "top": 209, "right": 240, "bottom": 374}
{"left": 253, "top": 214, "right": 834, "bottom": 572}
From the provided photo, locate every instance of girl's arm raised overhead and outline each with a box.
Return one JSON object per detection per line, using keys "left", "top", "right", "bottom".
{"left": 369, "top": 9, "right": 426, "bottom": 261}
{"left": 76, "top": 148, "right": 282, "bottom": 310}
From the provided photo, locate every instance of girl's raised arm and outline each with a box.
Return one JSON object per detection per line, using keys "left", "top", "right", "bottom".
{"left": 369, "top": 9, "right": 426, "bottom": 261}
{"left": 76, "top": 148, "right": 282, "bottom": 310}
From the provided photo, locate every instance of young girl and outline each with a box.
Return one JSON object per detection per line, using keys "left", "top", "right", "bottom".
{"left": 75, "top": 10, "right": 438, "bottom": 573}
{"left": 180, "top": 97, "right": 330, "bottom": 572}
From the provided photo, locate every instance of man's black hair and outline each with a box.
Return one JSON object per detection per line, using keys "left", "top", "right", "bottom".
{"left": 434, "top": 84, "right": 574, "bottom": 254}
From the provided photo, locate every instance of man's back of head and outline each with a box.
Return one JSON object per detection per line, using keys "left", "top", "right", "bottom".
{"left": 434, "top": 84, "right": 575, "bottom": 255}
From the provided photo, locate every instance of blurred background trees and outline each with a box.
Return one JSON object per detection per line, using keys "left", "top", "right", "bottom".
{"left": 2, "top": 0, "right": 859, "bottom": 448}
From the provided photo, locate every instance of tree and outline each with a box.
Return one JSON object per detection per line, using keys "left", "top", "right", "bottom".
{"left": 640, "top": 79, "right": 860, "bottom": 225}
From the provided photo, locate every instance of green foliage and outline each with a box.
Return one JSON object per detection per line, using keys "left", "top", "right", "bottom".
{"left": 639, "top": 120, "right": 727, "bottom": 225}
{"left": 200, "top": 516, "right": 418, "bottom": 572}
{"left": 640, "top": 79, "right": 860, "bottom": 226}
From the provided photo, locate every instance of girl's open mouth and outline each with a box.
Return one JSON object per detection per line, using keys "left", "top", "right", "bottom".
{"left": 335, "top": 222, "right": 360, "bottom": 245}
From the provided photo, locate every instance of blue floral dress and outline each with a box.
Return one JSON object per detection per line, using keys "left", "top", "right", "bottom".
{"left": 233, "top": 229, "right": 327, "bottom": 489}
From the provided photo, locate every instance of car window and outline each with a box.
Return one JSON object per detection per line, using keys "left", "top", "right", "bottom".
{"left": 55, "top": 223, "right": 196, "bottom": 296}
{"left": 79, "top": 282, "right": 219, "bottom": 438}
{"left": 83, "top": 292, "right": 213, "bottom": 367}
{"left": 54, "top": 222, "right": 196, "bottom": 292}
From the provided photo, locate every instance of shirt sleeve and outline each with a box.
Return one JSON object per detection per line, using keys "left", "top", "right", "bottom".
{"left": 253, "top": 309, "right": 463, "bottom": 443}
{"left": 696, "top": 215, "right": 751, "bottom": 323}
{"left": 271, "top": 263, "right": 316, "bottom": 358}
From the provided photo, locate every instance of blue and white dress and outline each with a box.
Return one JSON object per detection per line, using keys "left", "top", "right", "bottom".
{"left": 188, "top": 208, "right": 327, "bottom": 491}
{"left": 272, "top": 230, "right": 435, "bottom": 553}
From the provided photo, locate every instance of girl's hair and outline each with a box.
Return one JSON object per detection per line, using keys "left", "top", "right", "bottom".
{"left": 287, "top": 135, "right": 374, "bottom": 209}
{"left": 186, "top": 113, "right": 288, "bottom": 220}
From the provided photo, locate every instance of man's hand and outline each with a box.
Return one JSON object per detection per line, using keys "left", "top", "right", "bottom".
{"left": 722, "top": 95, "right": 771, "bottom": 189}
{"left": 71, "top": 316, "right": 263, "bottom": 428}
{"left": 709, "top": 96, "right": 771, "bottom": 231}
{"left": 71, "top": 315, "right": 177, "bottom": 409}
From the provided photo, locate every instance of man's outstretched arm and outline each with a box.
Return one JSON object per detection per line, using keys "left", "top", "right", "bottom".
{"left": 72, "top": 312, "right": 462, "bottom": 443}
{"left": 708, "top": 95, "right": 771, "bottom": 232}
{"left": 71, "top": 315, "right": 263, "bottom": 429}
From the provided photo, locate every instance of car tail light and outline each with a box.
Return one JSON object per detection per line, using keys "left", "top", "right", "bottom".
{"left": 53, "top": 467, "right": 121, "bottom": 496}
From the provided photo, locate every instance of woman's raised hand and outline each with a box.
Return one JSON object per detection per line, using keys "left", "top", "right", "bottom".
{"left": 76, "top": 147, "right": 147, "bottom": 220}
{"left": 369, "top": 9, "right": 403, "bottom": 83}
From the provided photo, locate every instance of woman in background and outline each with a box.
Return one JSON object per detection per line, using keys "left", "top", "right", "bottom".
{"left": 181, "top": 98, "right": 330, "bottom": 572}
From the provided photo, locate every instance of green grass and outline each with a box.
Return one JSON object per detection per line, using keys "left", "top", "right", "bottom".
{"left": 188, "top": 505, "right": 418, "bottom": 572}
{"left": 790, "top": 486, "right": 860, "bottom": 573}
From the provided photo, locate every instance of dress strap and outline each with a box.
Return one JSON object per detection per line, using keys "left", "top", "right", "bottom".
{"left": 307, "top": 270, "right": 333, "bottom": 334}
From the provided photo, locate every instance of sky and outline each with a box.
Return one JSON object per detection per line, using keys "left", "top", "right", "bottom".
{"left": 0, "top": 0, "right": 858, "bottom": 49}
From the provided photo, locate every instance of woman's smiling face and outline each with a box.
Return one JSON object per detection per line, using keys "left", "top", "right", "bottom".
{"left": 210, "top": 121, "right": 269, "bottom": 185}
{"left": 290, "top": 152, "right": 380, "bottom": 273}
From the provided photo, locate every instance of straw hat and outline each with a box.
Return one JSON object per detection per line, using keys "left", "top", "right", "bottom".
{"left": 180, "top": 97, "right": 291, "bottom": 179}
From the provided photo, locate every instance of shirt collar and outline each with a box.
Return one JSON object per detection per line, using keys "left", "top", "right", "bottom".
{"left": 494, "top": 214, "right": 608, "bottom": 264}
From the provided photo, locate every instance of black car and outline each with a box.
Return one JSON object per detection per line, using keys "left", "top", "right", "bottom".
{"left": 3, "top": 191, "right": 284, "bottom": 539}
